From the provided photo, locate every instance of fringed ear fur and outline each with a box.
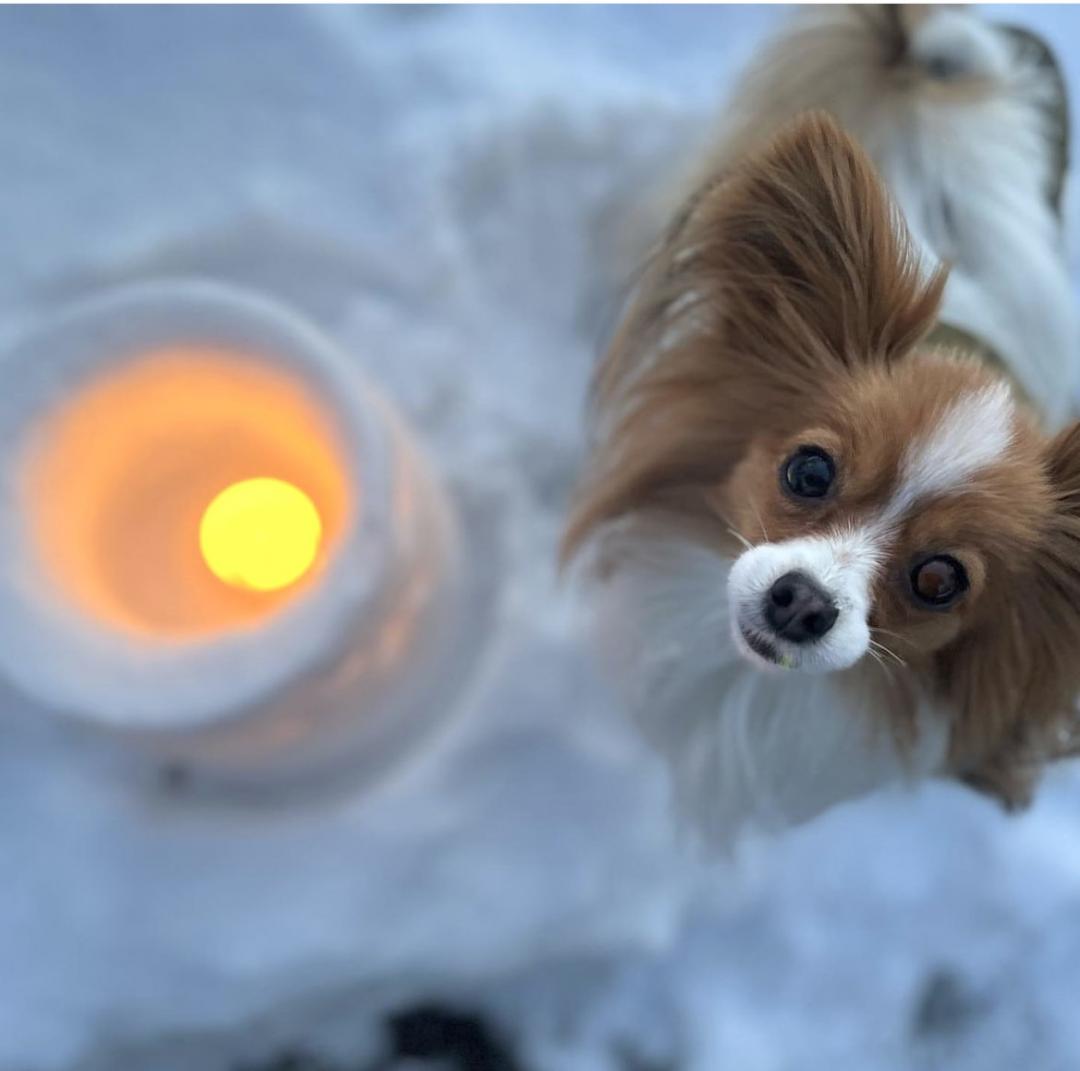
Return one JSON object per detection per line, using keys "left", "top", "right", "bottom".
{"left": 563, "top": 111, "right": 947, "bottom": 563}
{"left": 945, "top": 421, "right": 1080, "bottom": 809}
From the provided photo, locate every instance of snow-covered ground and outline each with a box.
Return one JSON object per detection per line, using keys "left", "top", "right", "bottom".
{"left": 2, "top": 5, "right": 1080, "bottom": 1070}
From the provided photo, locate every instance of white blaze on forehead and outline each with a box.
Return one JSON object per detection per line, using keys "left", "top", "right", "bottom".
{"left": 885, "top": 383, "right": 1015, "bottom": 524}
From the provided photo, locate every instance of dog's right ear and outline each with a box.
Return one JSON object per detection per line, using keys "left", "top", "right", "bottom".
{"left": 715, "top": 110, "right": 947, "bottom": 366}
{"left": 563, "top": 113, "right": 947, "bottom": 563}
{"left": 597, "top": 113, "right": 947, "bottom": 403}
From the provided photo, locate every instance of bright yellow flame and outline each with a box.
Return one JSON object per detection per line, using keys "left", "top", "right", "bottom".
{"left": 199, "top": 478, "right": 322, "bottom": 592}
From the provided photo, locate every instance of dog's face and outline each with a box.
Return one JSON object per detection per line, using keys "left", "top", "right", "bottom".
{"left": 725, "top": 360, "right": 1051, "bottom": 677}
{"left": 565, "top": 113, "right": 1080, "bottom": 803}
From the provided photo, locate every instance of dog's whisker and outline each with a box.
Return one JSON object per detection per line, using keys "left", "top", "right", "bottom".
{"left": 869, "top": 638, "right": 901, "bottom": 663}
{"left": 875, "top": 645, "right": 907, "bottom": 669}
{"left": 710, "top": 505, "right": 755, "bottom": 553}
{"left": 750, "top": 502, "right": 770, "bottom": 542}
{"left": 870, "top": 626, "right": 906, "bottom": 643}
{"left": 867, "top": 646, "right": 896, "bottom": 684}
{"left": 869, "top": 638, "right": 907, "bottom": 669}
{"left": 726, "top": 525, "right": 754, "bottom": 552}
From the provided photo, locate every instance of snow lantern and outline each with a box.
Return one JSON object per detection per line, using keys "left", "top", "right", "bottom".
{"left": 0, "top": 280, "right": 473, "bottom": 789}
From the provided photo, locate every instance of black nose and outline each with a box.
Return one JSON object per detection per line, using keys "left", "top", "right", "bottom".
{"left": 764, "top": 571, "right": 838, "bottom": 644}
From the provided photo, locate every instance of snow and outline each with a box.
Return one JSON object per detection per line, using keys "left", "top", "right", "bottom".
{"left": 1, "top": 5, "right": 1079, "bottom": 1071}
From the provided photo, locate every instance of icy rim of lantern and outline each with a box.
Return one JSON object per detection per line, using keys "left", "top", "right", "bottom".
{"left": 0, "top": 280, "right": 457, "bottom": 748}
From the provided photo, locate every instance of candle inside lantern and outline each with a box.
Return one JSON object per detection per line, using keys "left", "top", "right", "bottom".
{"left": 200, "top": 478, "right": 323, "bottom": 593}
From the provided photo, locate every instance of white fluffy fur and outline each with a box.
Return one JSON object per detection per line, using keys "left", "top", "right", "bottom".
{"left": 589, "top": 526, "right": 948, "bottom": 846}
{"left": 895, "top": 23, "right": 1076, "bottom": 425}
{"left": 584, "top": 9, "right": 1073, "bottom": 846}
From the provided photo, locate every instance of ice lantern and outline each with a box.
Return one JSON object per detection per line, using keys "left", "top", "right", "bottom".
{"left": 0, "top": 281, "right": 473, "bottom": 789}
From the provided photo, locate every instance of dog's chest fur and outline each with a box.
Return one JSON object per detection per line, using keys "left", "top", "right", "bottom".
{"left": 588, "top": 530, "right": 949, "bottom": 845}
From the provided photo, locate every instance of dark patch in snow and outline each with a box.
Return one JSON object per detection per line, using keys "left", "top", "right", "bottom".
{"left": 382, "top": 1004, "right": 523, "bottom": 1071}
{"left": 241, "top": 1052, "right": 340, "bottom": 1071}
{"left": 911, "top": 966, "right": 989, "bottom": 1039}
{"left": 238, "top": 1006, "right": 525, "bottom": 1071}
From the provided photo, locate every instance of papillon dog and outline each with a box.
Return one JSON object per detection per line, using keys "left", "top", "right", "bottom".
{"left": 563, "top": 6, "right": 1080, "bottom": 845}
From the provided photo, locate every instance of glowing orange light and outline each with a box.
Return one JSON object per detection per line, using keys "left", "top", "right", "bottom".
{"left": 26, "top": 348, "right": 350, "bottom": 636}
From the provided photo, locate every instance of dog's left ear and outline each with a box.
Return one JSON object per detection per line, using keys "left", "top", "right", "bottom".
{"left": 1029, "top": 419, "right": 1080, "bottom": 736}
{"left": 1021, "top": 418, "right": 1080, "bottom": 737}
{"left": 945, "top": 420, "right": 1080, "bottom": 809}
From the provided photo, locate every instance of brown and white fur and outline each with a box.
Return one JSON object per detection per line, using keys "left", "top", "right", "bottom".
{"left": 563, "top": 6, "right": 1080, "bottom": 846}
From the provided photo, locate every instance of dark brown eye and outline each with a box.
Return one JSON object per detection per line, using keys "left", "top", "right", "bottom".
{"left": 910, "top": 555, "right": 968, "bottom": 608}
{"left": 782, "top": 447, "right": 835, "bottom": 499}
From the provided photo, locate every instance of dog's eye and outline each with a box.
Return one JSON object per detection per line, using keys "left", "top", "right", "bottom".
{"left": 910, "top": 555, "right": 968, "bottom": 608}
{"left": 782, "top": 447, "right": 835, "bottom": 499}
